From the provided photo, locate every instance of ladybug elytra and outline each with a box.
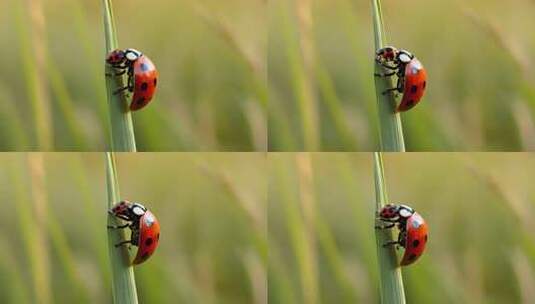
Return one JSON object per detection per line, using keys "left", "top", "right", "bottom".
{"left": 108, "top": 200, "right": 160, "bottom": 265}
{"left": 375, "top": 46, "right": 427, "bottom": 112}
{"left": 376, "top": 203, "right": 428, "bottom": 266}
{"left": 106, "top": 48, "right": 159, "bottom": 111}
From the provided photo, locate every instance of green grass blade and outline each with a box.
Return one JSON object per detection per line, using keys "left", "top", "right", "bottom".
{"left": 373, "top": 152, "right": 406, "bottom": 304}
{"left": 106, "top": 152, "right": 138, "bottom": 304}
{"left": 14, "top": 0, "right": 53, "bottom": 150}
{"left": 371, "top": 0, "right": 405, "bottom": 152}
{"left": 102, "top": 0, "right": 137, "bottom": 152}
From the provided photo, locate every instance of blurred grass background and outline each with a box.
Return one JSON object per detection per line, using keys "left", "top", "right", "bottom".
{"left": 0, "top": 153, "right": 266, "bottom": 303}
{"left": 0, "top": 0, "right": 266, "bottom": 151}
{"left": 268, "top": 0, "right": 535, "bottom": 151}
{"left": 269, "top": 153, "right": 535, "bottom": 303}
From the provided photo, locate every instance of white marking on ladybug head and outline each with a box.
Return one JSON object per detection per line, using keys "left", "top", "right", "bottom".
{"left": 398, "top": 205, "right": 414, "bottom": 218}
{"left": 125, "top": 49, "right": 142, "bottom": 61}
{"left": 132, "top": 203, "right": 146, "bottom": 216}
{"left": 399, "top": 53, "right": 412, "bottom": 64}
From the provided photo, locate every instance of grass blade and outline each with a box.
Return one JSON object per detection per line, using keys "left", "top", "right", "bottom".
{"left": 373, "top": 152, "right": 406, "bottom": 304}
{"left": 106, "top": 152, "right": 138, "bottom": 304}
{"left": 102, "top": 0, "right": 137, "bottom": 151}
{"left": 371, "top": 0, "right": 405, "bottom": 151}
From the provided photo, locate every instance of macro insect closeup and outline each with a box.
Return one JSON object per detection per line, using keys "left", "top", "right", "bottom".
{"left": 108, "top": 200, "right": 161, "bottom": 265}
{"left": 106, "top": 48, "right": 159, "bottom": 111}
{"left": 376, "top": 203, "right": 428, "bottom": 266}
{"left": 375, "top": 46, "right": 427, "bottom": 112}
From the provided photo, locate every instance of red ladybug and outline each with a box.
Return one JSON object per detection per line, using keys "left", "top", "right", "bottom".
{"left": 106, "top": 48, "right": 158, "bottom": 111}
{"left": 376, "top": 203, "right": 428, "bottom": 266}
{"left": 108, "top": 200, "right": 160, "bottom": 265}
{"left": 375, "top": 46, "right": 427, "bottom": 112}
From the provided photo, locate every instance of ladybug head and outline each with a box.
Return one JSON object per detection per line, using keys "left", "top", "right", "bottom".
{"left": 379, "top": 203, "right": 400, "bottom": 219}
{"left": 378, "top": 203, "right": 415, "bottom": 220}
{"left": 109, "top": 200, "right": 147, "bottom": 220}
{"left": 106, "top": 49, "right": 126, "bottom": 65}
{"left": 376, "top": 46, "right": 399, "bottom": 63}
{"left": 396, "top": 50, "right": 414, "bottom": 64}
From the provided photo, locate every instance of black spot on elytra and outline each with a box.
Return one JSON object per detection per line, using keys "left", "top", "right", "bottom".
{"left": 136, "top": 97, "right": 146, "bottom": 105}
{"left": 140, "top": 63, "right": 149, "bottom": 71}
{"left": 407, "top": 99, "right": 415, "bottom": 106}
{"left": 424, "top": 235, "right": 428, "bottom": 242}
{"left": 412, "top": 239, "right": 420, "bottom": 248}
{"left": 145, "top": 238, "right": 153, "bottom": 246}
{"left": 141, "top": 251, "right": 150, "bottom": 260}
{"left": 422, "top": 81, "right": 427, "bottom": 89}
{"left": 408, "top": 254, "right": 417, "bottom": 261}
{"left": 153, "top": 78, "right": 157, "bottom": 87}
{"left": 141, "top": 82, "right": 148, "bottom": 91}
{"left": 411, "top": 85, "right": 418, "bottom": 93}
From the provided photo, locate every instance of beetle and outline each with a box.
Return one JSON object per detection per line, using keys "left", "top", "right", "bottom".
{"left": 376, "top": 203, "right": 428, "bottom": 266}
{"left": 106, "top": 48, "right": 158, "bottom": 111}
{"left": 375, "top": 46, "right": 427, "bottom": 112}
{"left": 107, "top": 200, "right": 160, "bottom": 265}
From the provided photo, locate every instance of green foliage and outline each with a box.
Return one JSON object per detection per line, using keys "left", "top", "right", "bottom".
{"left": 373, "top": 152, "right": 406, "bottom": 303}
{"left": 103, "top": 0, "right": 137, "bottom": 152}
{"left": 0, "top": 153, "right": 266, "bottom": 303}
{"left": 371, "top": 0, "right": 405, "bottom": 152}
{"left": 269, "top": 153, "right": 535, "bottom": 304}
{"left": 106, "top": 152, "right": 139, "bottom": 304}
{"left": 268, "top": 0, "right": 535, "bottom": 151}
{"left": 0, "top": 0, "right": 265, "bottom": 151}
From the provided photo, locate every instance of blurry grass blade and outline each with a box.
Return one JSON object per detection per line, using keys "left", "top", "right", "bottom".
{"left": 279, "top": 0, "right": 319, "bottom": 150}
{"left": 371, "top": 0, "right": 405, "bottom": 151}
{"left": 47, "top": 57, "right": 88, "bottom": 149}
{"left": 373, "top": 152, "right": 406, "bottom": 304}
{"left": 102, "top": 0, "right": 136, "bottom": 151}
{"left": 72, "top": 0, "right": 110, "bottom": 137}
{"left": 106, "top": 152, "right": 139, "bottom": 304}
{"left": 14, "top": 0, "right": 53, "bottom": 150}
{"left": 0, "top": 86, "right": 30, "bottom": 149}
{"left": 27, "top": 154, "right": 52, "bottom": 304}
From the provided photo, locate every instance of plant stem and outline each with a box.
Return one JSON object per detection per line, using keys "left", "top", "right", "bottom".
{"left": 106, "top": 152, "right": 138, "bottom": 304}
{"left": 373, "top": 152, "right": 406, "bottom": 304}
{"left": 371, "top": 0, "right": 405, "bottom": 152}
{"left": 102, "top": 0, "right": 137, "bottom": 151}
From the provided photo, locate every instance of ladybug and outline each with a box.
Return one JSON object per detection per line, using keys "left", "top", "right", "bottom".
{"left": 107, "top": 200, "right": 160, "bottom": 265}
{"left": 106, "top": 48, "right": 158, "bottom": 111}
{"left": 376, "top": 203, "right": 428, "bottom": 266}
{"left": 374, "top": 46, "right": 427, "bottom": 112}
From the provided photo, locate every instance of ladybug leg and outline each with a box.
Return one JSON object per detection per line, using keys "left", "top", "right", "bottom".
{"left": 382, "top": 240, "right": 401, "bottom": 248}
{"left": 114, "top": 240, "right": 133, "bottom": 248}
{"left": 114, "top": 86, "right": 131, "bottom": 95}
{"left": 107, "top": 69, "right": 127, "bottom": 77}
{"left": 374, "top": 71, "right": 396, "bottom": 77}
{"left": 375, "top": 223, "right": 395, "bottom": 230}
{"left": 107, "top": 223, "right": 129, "bottom": 229}
{"left": 377, "top": 62, "right": 399, "bottom": 71}
{"left": 381, "top": 87, "right": 399, "bottom": 95}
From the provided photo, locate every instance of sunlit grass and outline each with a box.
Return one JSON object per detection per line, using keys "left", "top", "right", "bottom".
{"left": 371, "top": 0, "right": 405, "bottom": 152}
{"left": 268, "top": 152, "right": 535, "bottom": 303}
{"left": 373, "top": 152, "right": 406, "bottom": 303}
{"left": 0, "top": 0, "right": 266, "bottom": 151}
{"left": 105, "top": 152, "right": 139, "bottom": 303}
{"left": 102, "top": 0, "right": 137, "bottom": 152}
{"left": 268, "top": 0, "right": 535, "bottom": 151}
